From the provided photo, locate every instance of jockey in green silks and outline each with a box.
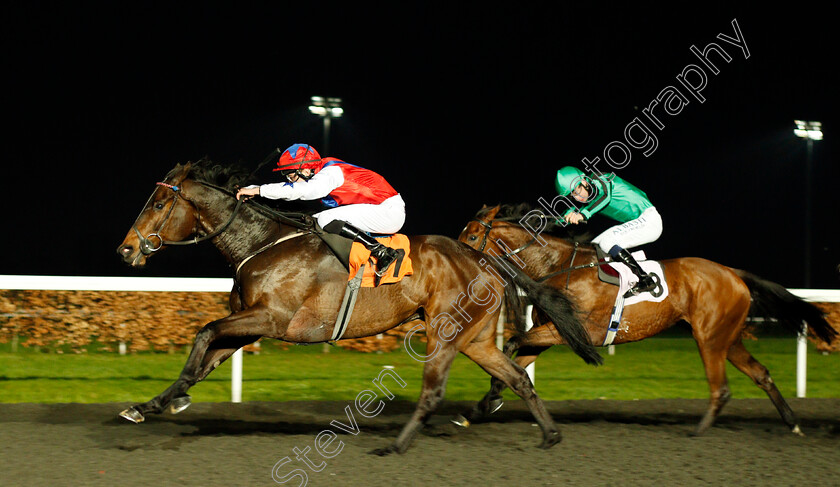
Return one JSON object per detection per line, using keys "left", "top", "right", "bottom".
{"left": 555, "top": 166, "right": 662, "bottom": 297}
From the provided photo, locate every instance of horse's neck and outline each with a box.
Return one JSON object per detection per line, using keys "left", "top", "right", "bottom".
{"left": 192, "top": 190, "right": 289, "bottom": 266}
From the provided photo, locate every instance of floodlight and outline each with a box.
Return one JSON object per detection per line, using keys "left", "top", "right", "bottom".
{"left": 794, "top": 120, "right": 823, "bottom": 140}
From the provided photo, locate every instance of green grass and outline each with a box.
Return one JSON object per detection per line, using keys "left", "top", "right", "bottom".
{"left": 0, "top": 338, "right": 837, "bottom": 403}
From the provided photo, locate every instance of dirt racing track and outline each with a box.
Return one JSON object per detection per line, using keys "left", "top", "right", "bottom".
{"left": 2, "top": 398, "right": 838, "bottom": 486}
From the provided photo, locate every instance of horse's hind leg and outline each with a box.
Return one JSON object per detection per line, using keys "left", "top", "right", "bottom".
{"left": 693, "top": 344, "right": 732, "bottom": 436}
{"left": 457, "top": 336, "right": 522, "bottom": 425}
{"left": 459, "top": 326, "right": 557, "bottom": 426}
{"left": 460, "top": 339, "right": 561, "bottom": 449}
{"left": 459, "top": 342, "right": 549, "bottom": 425}
{"left": 727, "top": 340, "right": 803, "bottom": 435}
{"left": 372, "top": 339, "right": 458, "bottom": 456}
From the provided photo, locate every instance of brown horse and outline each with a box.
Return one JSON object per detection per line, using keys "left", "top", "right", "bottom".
{"left": 115, "top": 161, "right": 602, "bottom": 454}
{"left": 457, "top": 203, "right": 836, "bottom": 436}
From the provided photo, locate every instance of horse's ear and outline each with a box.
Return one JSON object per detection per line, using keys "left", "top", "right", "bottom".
{"left": 166, "top": 162, "right": 192, "bottom": 185}
{"left": 486, "top": 205, "right": 501, "bottom": 220}
{"left": 481, "top": 204, "right": 487, "bottom": 209}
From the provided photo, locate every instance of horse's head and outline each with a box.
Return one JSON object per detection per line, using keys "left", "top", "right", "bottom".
{"left": 117, "top": 162, "right": 202, "bottom": 267}
{"left": 459, "top": 202, "right": 584, "bottom": 261}
{"left": 458, "top": 204, "right": 502, "bottom": 251}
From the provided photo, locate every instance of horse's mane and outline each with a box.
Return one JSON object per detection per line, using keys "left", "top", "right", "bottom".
{"left": 178, "top": 157, "right": 324, "bottom": 217}
{"left": 477, "top": 203, "right": 593, "bottom": 243}
{"left": 184, "top": 157, "right": 253, "bottom": 192}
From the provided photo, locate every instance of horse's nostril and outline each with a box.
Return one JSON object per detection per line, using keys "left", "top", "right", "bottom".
{"left": 118, "top": 245, "right": 134, "bottom": 256}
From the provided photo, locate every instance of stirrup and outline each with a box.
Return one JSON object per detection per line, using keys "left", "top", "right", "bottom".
{"left": 623, "top": 275, "right": 657, "bottom": 298}
{"left": 373, "top": 255, "right": 394, "bottom": 277}
{"left": 374, "top": 261, "right": 393, "bottom": 277}
{"left": 373, "top": 248, "right": 404, "bottom": 287}
{"left": 373, "top": 248, "right": 402, "bottom": 277}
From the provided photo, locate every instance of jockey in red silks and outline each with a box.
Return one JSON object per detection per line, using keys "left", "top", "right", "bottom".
{"left": 236, "top": 144, "right": 406, "bottom": 277}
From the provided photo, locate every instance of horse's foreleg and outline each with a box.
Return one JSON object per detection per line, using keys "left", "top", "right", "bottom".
{"left": 371, "top": 340, "right": 458, "bottom": 456}
{"left": 460, "top": 339, "right": 561, "bottom": 449}
{"left": 145, "top": 336, "right": 262, "bottom": 416}
{"left": 194, "top": 336, "right": 261, "bottom": 382}
{"left": 727, "top": 340, "right": 802, "bottom": 435}
{"left": 120, "top": 308, "right": 269, "bottom": 423}
{"left": 119, "top": 328, "right": 218, "bottom": 422}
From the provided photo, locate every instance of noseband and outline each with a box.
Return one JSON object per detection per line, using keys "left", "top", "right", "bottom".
{"left": 132, "top": 181, "right": 244, "bottom": 255}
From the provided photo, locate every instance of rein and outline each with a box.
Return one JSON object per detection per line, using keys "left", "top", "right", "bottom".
{"left": 133, "top": 178, "right": 317, "bottom": 257}
{"left": 472, "top": 216, "right": 540, "bottom": 256}
{"left": 132, "top": 182, "right": 245, "bottom": 255}
{"left": 473, "top": 216, "right": 612, "bottom": 286}
{"left": 234, "top": 231, "right": 308, "bottom": 278}
{"left": 534, "top": 243, "right": 613, "bottom": 284}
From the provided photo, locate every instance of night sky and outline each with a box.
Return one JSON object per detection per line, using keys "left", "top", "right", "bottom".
{"left": 5, "top": 4, "right": 838, "bottom": 289}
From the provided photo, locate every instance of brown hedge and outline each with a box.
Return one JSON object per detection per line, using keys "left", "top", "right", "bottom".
{"left": 1, "top": 290, "right": 837, "bottom": 353}
{"left": 0, "top": 289, "right": 420, "bottom": 353}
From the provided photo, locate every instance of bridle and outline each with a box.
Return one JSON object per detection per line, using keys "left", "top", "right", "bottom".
{"left": 131, "top": 181, "right": 245, "bottom": 255}
{"left": 469, "top": 213, "right": 611, "bottom": 288}
{"left": 470, "top": 214, "right": 542, "bottom": 256}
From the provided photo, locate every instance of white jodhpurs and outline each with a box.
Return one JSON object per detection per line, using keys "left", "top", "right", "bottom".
{"left": 314, "top": 194, "right": 406, "bottom": 235}
{"left": 592, "top": 207, "right": 662, "bottom": 253}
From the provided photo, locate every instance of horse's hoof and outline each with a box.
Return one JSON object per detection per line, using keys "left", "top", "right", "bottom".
{"left": 450, "top": 414, "right": 471, "bottom": 428}
{"left": 168, "top": 395, "right": 192, "bottom": 414}
{"left": 538, "top": 430, "right": 562, "bottom": 449}
{"left": 368, "top": 445, "right": 399, "bottom": 456}
{"left": 791, "top": 425, "right": 805, "bottom": 437}
{"left": 489, "top": 398, "right": 504, "bottom": 414}
{"left": 119, "top": 407, "right": 145, "bottom": 423}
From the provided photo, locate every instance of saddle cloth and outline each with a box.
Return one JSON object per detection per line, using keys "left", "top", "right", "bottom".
{"left": 599, "top": 251, "right": 668, "bottom": 346}
{"left": 348, "top": 234, "right": 413, "bottom": 287}
{"left": 604, "top": 250, "right": 669, "bottom": 305}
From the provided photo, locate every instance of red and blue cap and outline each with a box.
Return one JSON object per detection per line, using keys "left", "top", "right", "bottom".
{"left": 273, "top": 144, "right": 324, "bottom": 173}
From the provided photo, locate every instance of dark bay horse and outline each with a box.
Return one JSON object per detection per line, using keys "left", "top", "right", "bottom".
{"left": 457, "top": 204, "right": 836, "bottom": 436}
{"left": 115, "top": 161, "right": 602, "bottom": 454}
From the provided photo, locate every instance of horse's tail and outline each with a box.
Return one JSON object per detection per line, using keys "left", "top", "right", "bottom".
{"left": 501, "top": 277, "right": 531, "bottom": 335}
{"left": 732, "top": 269, "right": 837, "bottom": 345}
{"left": 492, "top": 259, "right": 603, "bottom": 366}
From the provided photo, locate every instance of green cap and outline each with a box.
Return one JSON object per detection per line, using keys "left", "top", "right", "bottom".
{"left": 555, "top": 166, "right": 586, "bottom": 197}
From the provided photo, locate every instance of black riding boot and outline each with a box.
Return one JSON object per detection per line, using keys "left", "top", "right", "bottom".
{"left": 323, "top": 220, "right": 404, "bottom": 279}
{"left": 614, "top": 248, "right": 657, "bottom": 297}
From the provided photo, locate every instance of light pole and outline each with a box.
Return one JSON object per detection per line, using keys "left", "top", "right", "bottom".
{"left": 793, "top": 120, "right": 822, "bottom": 288}
{"left": 309, "top": 96, "right": 343, "bottom": 154}
{"left": 311, "top": 98, "right": 342, "bottom": 355}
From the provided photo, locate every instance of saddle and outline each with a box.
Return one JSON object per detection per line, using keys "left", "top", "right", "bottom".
{"left": 594, "top": 247, "right": 668, "bottom": 346}
{"left": 313, "top": 223, "right": 354, "bottom": 269}
{"left": 313, "top": 223, "right": 412, "bottom": 286}
{"left": 348, "top": 235, "right": 413, "bottom": 287}
{"left": 594, "top": 247, "right": 620, "bottom": 286}
{"left": 238, "top": 207, "right": 411, "bottom": 340}
{"left": 594, "top": 247, "right": 665, "bottom": 301}
{"left": 312, "top": 223, "right": 413, "bottom": 342}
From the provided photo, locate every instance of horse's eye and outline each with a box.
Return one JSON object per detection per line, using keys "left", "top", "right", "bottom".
{"left": 154, "top": 202, "right": 164, "bottom": 210}
{"left": 468, "top": 235, "right": 477, "bottom": 241}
